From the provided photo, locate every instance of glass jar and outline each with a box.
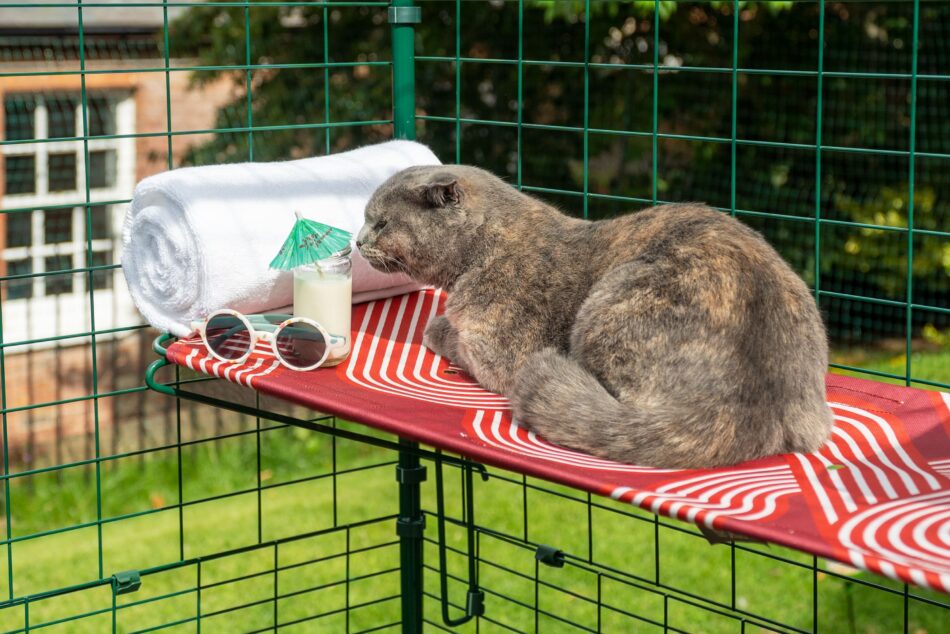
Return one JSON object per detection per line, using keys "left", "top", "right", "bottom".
{"left": 293, "top": 245, "right": 352, "bottom": 366}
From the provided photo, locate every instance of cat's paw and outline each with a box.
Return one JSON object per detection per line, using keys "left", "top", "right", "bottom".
{"left": 422, "top": 315, "right": 456, "bottom": 357}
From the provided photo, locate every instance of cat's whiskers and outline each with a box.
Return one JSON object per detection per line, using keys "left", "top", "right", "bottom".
{"left": 360, "top": 247, "right": 407, "bottom": 275}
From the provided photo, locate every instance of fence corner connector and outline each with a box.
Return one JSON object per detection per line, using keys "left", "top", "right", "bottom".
{"left": 535, "top": 545, "right": 565, "bottom": 568}
{"left": 111, "top": 569, "right": 142, "bottom": 596}
{"left": 388, "top": 6, "right": 421, "bottom": 24}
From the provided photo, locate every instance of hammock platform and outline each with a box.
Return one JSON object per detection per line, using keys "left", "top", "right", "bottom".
{"left": 147, "top": 289, "right": 950, "bottom": 595}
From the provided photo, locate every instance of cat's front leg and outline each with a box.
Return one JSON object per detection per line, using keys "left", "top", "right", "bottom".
{"left": 426, "top": 318, "right": 513, "bottom": 393}
{"left": 423, "top": 316, "right": 470, "bottom": 372}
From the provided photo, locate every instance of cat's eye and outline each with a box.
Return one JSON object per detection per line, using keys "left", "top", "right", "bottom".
{"left": 374, "top": 219, "right": 388, "bottom": 231}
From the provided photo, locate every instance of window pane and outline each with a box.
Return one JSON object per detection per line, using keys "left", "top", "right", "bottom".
{"left": 88, "top": 95, "right": 116, "bottom": 137}
{"left": 48, "top": 153, "right": 77, "bottom": 192}
{"left": 44, "top": 209, "right": 73, "bottom": 244}
{"left": 47, "top": 94, "right": 78, "bottom": 139}
{"left": 4, "top": 95, "right": 36, "bottom": 141}
{"left": 88, "top": 205, "right": 110, "bottom": 240}
{"left": 6, "top": 260, "right": 33, "bottom": 300}
{"left": 4, "top": 155, "right": 36, "bottom": 194}
{"left": 44, "top": 255, "right": 74, "bottom": 295}
{"left": 88, "top": 150, "right": 116, "bottom": 188}
{"left": 91, "top": 250, "right": 113, "bottom": 290}
{"left": 5, "top": 212, "right": 32, "bottom": 248}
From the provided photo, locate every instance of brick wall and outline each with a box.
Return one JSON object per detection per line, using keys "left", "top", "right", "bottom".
{"left": 3, "top": 330, "right": 172, "bottom": 467}
{"left": 133, "top": 67, "right": 235, "bottom": 181}
{"left": 1, "top": 57, "right": 234, "bottom": 467}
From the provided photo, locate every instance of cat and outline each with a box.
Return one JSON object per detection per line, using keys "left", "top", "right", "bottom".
{"left": 356, "top": 165, "right": 832, "bottom": 468}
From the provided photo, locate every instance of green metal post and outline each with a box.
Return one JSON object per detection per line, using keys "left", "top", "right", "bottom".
{"left": 390, "top": 3, "right": 423, "bottom": 631}
{"left": 396, "top": 440, "right": 426, "bottom": 634}
{"left": 389, "top": 0, "right": 419, "bottom": 141}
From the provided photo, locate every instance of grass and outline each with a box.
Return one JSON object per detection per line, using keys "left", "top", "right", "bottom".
{"left": 0, "top": 349, "right": 948, "bottom": 633}
{"left": 829, "top": 338, "right": 950, "bottom": 388}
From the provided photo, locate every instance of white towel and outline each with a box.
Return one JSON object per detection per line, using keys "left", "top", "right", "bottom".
{"left": 121, "top": 140, "right": 438, "bottom": 336}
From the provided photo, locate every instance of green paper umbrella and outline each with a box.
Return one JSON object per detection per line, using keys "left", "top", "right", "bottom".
{"left": 269, "top": 210, "right": 353, "bottom": 271}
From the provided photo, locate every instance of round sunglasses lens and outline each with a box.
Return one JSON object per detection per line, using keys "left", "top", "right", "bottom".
{"left": 276, "top": 321, "right": 328, "bottom": 369}
{"left": 204, "top": 314, "right": 251, "bottom": 360}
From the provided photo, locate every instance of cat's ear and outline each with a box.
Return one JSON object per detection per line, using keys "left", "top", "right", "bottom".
{"left": 418, "top": 175, "right": 463, "bottom": 208}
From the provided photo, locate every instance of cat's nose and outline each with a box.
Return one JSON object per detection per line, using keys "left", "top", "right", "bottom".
{"left": 355, "top": 226, "right": 369, "bottom": 250}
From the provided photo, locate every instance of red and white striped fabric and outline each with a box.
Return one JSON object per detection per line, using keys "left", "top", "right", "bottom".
{"left": 166, "top": 289, "right": 950, "bottom": 594}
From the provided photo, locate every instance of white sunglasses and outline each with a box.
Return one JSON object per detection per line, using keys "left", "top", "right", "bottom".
{"left": 191, "top": 310, "right": 348, "bottom": 371}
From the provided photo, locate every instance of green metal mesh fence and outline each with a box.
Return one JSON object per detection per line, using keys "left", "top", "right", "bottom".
{"left": 0, "top": 0, "right": 947, "bottom": 632}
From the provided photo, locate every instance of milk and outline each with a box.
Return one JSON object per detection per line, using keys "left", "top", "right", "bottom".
{"left": 293, "top": 267, "right": 352, "bottom": 366}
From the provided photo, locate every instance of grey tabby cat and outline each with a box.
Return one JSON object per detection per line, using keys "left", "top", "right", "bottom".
{"left": 357, "top": 165, "right": 832, "bottom": 468}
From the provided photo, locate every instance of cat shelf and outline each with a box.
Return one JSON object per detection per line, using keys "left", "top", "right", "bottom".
{"left": 146, "top": 289, "right": 950, "bottom": 595}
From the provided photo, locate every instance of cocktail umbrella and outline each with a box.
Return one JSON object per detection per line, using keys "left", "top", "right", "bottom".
{"left": 269, "top": 210, "right": 353, "bottom": 271}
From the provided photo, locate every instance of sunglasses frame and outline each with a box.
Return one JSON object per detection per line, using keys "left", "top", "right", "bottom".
{"left": 193, "top": 309, "right": 347, "bottom": 371}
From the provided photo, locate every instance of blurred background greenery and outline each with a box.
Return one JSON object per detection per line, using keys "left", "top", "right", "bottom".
{"left": 171, "top": 0, "right": 949, "bottom": 367}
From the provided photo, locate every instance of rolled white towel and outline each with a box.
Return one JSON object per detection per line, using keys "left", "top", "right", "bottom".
{"left": 121, "top": 140, "right": 438, "bottom": 336}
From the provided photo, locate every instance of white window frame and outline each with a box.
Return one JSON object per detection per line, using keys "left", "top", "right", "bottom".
{"left": 2, "top": 91, "right": 139, "bottom": 348}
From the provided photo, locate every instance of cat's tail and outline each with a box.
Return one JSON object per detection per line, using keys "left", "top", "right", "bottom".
{"left": 511, "top": 348, "right": 714, "bottom": 469}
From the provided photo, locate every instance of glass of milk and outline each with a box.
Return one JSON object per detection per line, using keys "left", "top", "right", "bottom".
{"left": 293, "top": 245, "right": 352, "bottom": 367}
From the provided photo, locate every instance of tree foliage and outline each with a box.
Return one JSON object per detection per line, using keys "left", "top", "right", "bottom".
{"left": 170, "top": 1, "right": 949, "bottom": 341}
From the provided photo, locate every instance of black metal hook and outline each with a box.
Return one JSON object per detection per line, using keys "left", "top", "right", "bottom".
{"left": 435, "top": 452, "right": 485, "bottom": 626}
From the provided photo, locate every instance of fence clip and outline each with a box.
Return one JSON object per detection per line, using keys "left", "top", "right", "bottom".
{"left": 111, "top": 569, "right": 142, "bottom": 596}
{"left": 388, "top": 6, "right": 421, "bottom": 24}
{"left": 466, "top": 590, "right": 486, "bottom": 616}
{"left": 396, "top": 463, "right": 427, "bottom": 484}
{"left": 535, "top": 545, "right": 565, "bottom": 568}
{"left": 396, "top": 515, "right": 426, "bottom": 538}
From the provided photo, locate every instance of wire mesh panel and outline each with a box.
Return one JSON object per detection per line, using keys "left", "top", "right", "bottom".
{"left": 422, "top": 460, "right": 950, "bottom": 633}
{"left": 0, "top": 1, "right": 401, "bottom": 631}
{"left": 0, "top": 0, "right": 948, "bottom": 633}
{"left": 414, "top": 0, "right": 950, "bottom": 390}
{"left": 409, "top": 0, "right": 950, "bottom": 631}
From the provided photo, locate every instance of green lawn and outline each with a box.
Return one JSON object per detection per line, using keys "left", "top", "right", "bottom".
{"left": 830, "top": 338, "right": 950, "bottom": 388}
{"left": 1, "top": 348, "right": 948, "bottom": 633}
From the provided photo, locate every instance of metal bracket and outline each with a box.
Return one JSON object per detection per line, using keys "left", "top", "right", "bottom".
{"left": 396, "top": 515, "right": 426, "bottom": 538}
{"left": 435, "top": 453, "right": 488, "bottom": 627}
{"left": 466, "top": 589, "right": 486, "bottom": 617}
{"left": 535, "top": 545, "right": 565, "bottom": 568}
{"left": 111, "top": 570, "right": 142, "bottom": 595}
{"left": 396, "top": 463, "right": 427, "bottom": 485}
{"left": 388, "top": 6, "right": 421, "bottom": 24}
